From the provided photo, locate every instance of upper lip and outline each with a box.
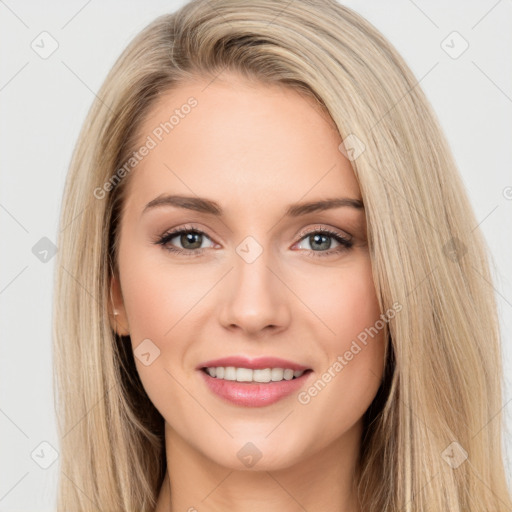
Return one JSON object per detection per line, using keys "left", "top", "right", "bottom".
{"left": 197, "top": 356, "right": 311, "bottom": 372}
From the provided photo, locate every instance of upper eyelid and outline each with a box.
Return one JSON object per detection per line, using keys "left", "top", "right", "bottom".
{"left": 295, "top": 224, "right": 352, "bottom": 241}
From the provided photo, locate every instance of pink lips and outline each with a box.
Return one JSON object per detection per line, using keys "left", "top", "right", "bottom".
{"left": 198, "top": 355, "right": 312, "bottom": 407}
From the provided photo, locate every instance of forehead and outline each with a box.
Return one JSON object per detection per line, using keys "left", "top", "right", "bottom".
{"left": 122, "top": 74, "right": 361, "bottom": 218}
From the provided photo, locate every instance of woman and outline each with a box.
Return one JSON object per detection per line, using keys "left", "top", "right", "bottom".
{"left": 53, "top": 0, "right": 512, "bottom": 510}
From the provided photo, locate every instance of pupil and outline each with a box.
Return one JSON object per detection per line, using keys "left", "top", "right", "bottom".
{"left": 311, "top": 233, "right": 330, "bottom": 250}
{"left": 182, "top": 232, "right": 202, "bottom": 249}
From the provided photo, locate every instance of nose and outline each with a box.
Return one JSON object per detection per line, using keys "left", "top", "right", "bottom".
{"left": 218, "top": 247, "right": 291, "bottom": 337}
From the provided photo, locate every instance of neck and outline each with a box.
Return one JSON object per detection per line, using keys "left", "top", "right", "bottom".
{"left": 155, "top": 421, "right": 363, "bottom": 512}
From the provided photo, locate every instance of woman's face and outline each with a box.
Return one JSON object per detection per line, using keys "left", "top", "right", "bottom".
{"left": 110, "top": 73, "right": 387, "bottom": 471}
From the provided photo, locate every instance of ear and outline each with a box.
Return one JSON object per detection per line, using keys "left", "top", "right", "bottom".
{"left": 108, "top": 273, "right": 130, "bottom": 337}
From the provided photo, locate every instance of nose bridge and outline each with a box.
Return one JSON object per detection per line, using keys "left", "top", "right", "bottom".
{"left": 219, "top": 235, "right": 290, "bottom": 334}
{"left": 234, "top": 239, "right": 273, "bottom": 293}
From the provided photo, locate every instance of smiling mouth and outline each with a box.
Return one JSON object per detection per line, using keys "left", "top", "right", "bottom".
{"left": 201, "top": 366, "right": 313, "bottom": 383}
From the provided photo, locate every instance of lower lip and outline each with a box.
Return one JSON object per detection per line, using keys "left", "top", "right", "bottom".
{"left": 199, "top": 369, "right": 312, "bottom": 407}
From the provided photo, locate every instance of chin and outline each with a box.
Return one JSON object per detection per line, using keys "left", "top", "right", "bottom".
{"left": 201, "top": 436, "right": 307, "bottom": 472}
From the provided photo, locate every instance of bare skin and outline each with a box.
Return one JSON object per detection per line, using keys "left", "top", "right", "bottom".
{"left": 109, "top": 72, "right": 386, "bottom": 512}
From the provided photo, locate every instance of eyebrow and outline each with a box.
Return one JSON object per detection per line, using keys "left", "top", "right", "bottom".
{"left": 141, "top": 194, "right": 364, "bottom": 218}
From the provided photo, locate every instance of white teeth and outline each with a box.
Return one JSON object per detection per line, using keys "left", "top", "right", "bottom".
{"left": 205, "top": 366, "right": 306, "bottom": 383}
{"left": 271, "top": 368, "right": 283, "bottom": 381}
{"left": 254, "top": 369, "right": 272, "bottom": 382}
{"left": 224, "top": 366, "right": 237, "bottom": 381}
{"left": 236, "top": 368, "right": 253, "bottom": 382}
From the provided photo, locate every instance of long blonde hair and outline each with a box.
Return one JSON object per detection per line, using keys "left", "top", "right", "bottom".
{"left": 53, "top": 0, "right": 511, "bottom": 510}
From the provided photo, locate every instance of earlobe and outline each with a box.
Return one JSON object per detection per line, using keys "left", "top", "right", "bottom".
{"left": 108, "top": 274, "right": 130, "bottom": 337}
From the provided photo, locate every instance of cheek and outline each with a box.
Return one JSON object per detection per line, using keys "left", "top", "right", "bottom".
{"left": 119, "top": 245, "right": 208, "bottom": 343}
{"left": 116, "top": 246, "right": 200, "bottom": 398}
{"left": 301, "top": 255, "right": 381, "bottom": 345}
{"left": 294, "top": 257, "right": 386, "bottom": 421}
{"left": 118, "top": 258, "right": 198, "bottom": 421}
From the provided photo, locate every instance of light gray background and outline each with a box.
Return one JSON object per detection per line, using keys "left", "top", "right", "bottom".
{"left": 1, "top": 1, "right": 511, "bottom": 510}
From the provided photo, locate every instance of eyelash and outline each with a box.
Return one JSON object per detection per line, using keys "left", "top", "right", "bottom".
{"left": 153, "top": 224, "right": 354, "bottom": 258}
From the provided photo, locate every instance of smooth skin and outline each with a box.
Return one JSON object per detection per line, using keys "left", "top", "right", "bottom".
{"left": 109, "top": 72, "right": 386, "bottom": 512}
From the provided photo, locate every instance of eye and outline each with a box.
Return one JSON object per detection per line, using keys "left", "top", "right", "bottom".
{"left": 153, "top": 224, "right": 354, "bottom": 258}
{"left": 153, "top": 224, "right": 215, "bottom": 257}
{"left": 293, "top": 227, "right": 353, "bottom": 258}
